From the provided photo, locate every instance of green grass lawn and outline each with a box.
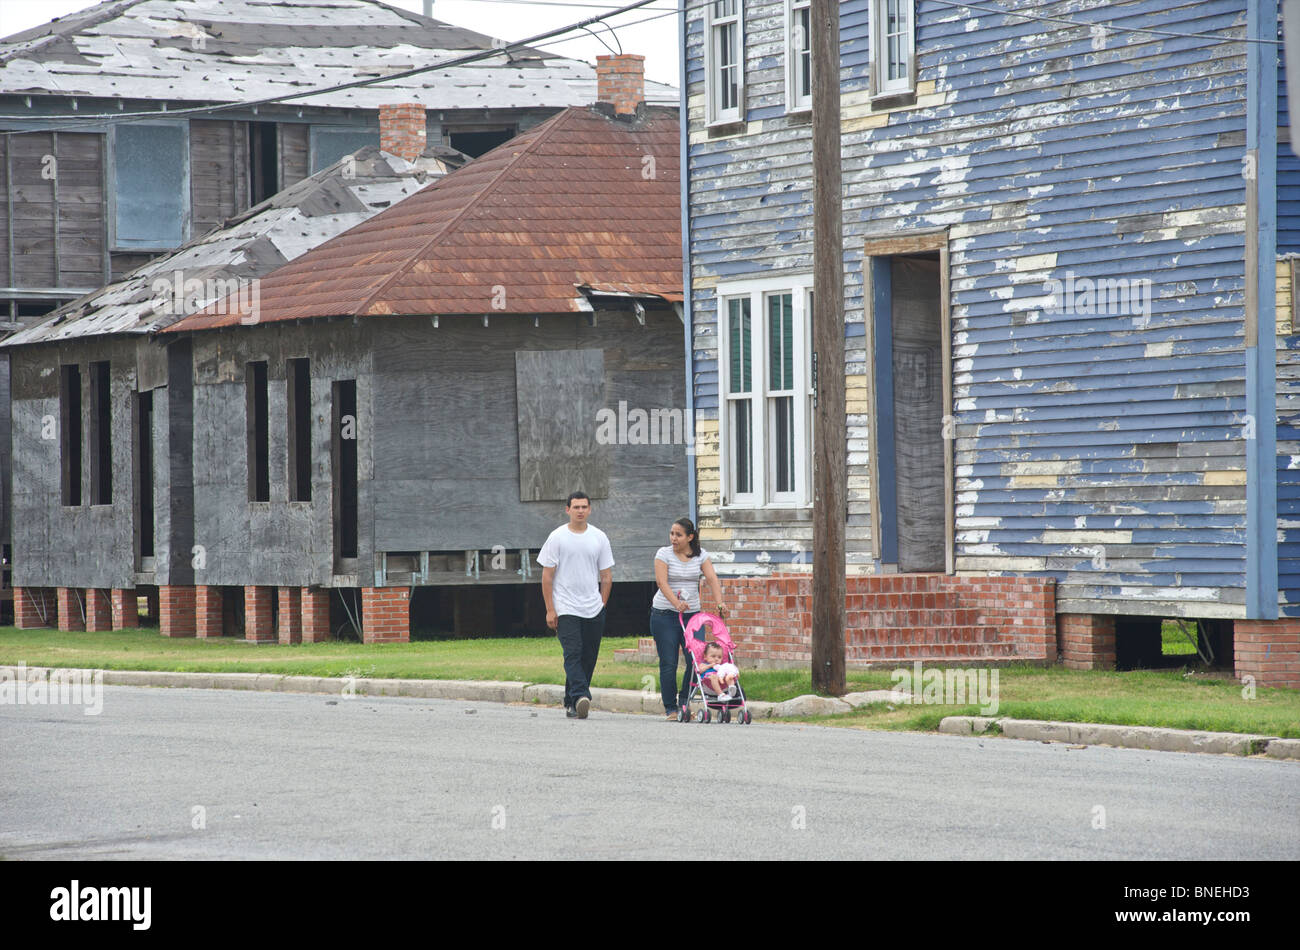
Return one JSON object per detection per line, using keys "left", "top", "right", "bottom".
{"left": 2, "top": 626, "right": 1297, "bottom": 737}
{"left": 789, "top": 665, "right": 1300, "bottom": 738}
{"left": 0, "top": 625, "right": 893, "bottom": 701}
{"left": 1161, "top": 619, "right": 1199, "bottom": 656}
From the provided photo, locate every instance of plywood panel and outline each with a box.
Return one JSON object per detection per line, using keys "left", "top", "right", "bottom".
{"left": 515, "top": 348, "right": 609, "bottom": 502}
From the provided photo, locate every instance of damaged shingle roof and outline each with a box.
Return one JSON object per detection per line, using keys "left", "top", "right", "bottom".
{"left": 0, "top": 145, "right": 459, "bottom": 347}
{"left": 166, "top": 104, "right": 682, "bottom": 331}
{"left": 0, "top": 0, "right": 676, "bottom": 110}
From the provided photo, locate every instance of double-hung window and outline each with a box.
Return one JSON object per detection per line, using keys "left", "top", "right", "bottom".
{"left": 706, "top": 0, "right": 745, "bottom": 125}
{"left": 718, "top": 277, "right": 814, "bottom": 508}
{"left": 871, "top": 0, "right": 915, "bottom": 98}
{"left": 786, "top": 0, "right": 812, "bottom": 112}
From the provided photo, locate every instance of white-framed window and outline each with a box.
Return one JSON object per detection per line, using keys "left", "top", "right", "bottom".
{"left": 871, "top": 0, "right": 915, "bottom": 98}
{"left": 785, "top": 0, "right": 812, "bottom": 112}
{"left": 705, "top": 0, "right": 745, "bottom": 125}
{"left": 717, "top": 276, "right": 814, "bottom": 508}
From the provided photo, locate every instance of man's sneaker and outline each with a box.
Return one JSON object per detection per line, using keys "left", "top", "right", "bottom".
{"left": 576, "top": 697, "right": 590, "bottom": 719}
{"left": 565, "top": 706, "right": 578, "bottom": 718}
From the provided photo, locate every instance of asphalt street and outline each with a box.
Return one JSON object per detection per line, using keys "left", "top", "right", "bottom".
{"left": 1, "top": 685, "right": 1296, "bottom": 859}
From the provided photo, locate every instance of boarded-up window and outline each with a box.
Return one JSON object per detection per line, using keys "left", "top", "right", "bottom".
{"left": 515, "top": 350, "right": 608, "bottom": 501}
{"left": 113, "top": 122, "right": 189, "bottom": 249}
{"left": 310, "top": 127, "right": 379, "bottom": 173}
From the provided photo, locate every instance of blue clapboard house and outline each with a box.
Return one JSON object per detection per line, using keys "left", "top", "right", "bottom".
{"left": 679, "top": 0, "right": 1300, "bottom": 686}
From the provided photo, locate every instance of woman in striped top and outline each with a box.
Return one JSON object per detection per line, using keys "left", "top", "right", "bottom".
{"left": 650, "top": 517, "right": 727, "bottom": 719}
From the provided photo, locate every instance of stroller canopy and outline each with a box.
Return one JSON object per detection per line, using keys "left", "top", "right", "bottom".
{"left": 682, "top": 612, "right": 734, "bottom": 662}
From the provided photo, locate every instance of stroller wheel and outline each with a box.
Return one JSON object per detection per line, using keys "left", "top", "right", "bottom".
{"left": 722, "top": 708, "right": 731, "bottom": 723}
{"left": 677, "top": 706, "right": 687, "bottom": 722}
{"left": 743, "top": 709, "right": 753, "bottom": 724}
{"left": 703, "top": 708, "right": 712, "bottom": 724}
{"left": 696, "top": 709, "right": 707, "bottom": 723}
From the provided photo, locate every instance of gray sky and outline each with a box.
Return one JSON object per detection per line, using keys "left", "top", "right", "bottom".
{"left": 0, "top": 0, "right": 682, "bottom": 86}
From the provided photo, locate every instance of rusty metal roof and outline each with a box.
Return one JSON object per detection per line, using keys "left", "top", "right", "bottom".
{"left": 0, "top": 0, "right": 676, "bottom": 112}
{"left": 1, "top": 146, "right": 456, "bottom": 348}
{"left": 167, "top": 104, "right": 681, "bottom": 331}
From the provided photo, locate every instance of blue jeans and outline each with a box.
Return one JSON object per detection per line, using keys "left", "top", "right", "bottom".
{"left": 650, "top": 608, "right": 695, "bottom": 713}
{"left": 556, "top": 610, "right": 605, "bottom": 708}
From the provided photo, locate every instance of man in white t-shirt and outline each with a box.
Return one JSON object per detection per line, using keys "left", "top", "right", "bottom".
{"left": 538, "top": 491, "right": 614, "bottom": 719}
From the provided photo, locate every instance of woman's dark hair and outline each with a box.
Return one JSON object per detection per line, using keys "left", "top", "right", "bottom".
{"left": 674, "top": 517, "right": 701, "bottom": 557}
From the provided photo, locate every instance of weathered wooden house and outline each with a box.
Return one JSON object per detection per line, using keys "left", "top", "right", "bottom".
{"left": 0, "top": 0, "right": 674, "bottom": 623}
{"left": 111, "top": 58, "right": 682, "bottom": 643}
{"left": 3, "top": 135, "right": 456, "bottom": 630}
{"left": 682, "top": 0, "right": 1300, "bottom": 686}
{"left": 0, "top": 0, "right": 674, "bottom": 326}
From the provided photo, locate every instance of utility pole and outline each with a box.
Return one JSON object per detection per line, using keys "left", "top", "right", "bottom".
{"left": 810, "top": 0, "right": 846, "bottom": 695}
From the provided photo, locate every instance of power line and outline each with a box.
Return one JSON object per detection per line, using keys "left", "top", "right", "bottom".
{"left": 2, "top": 0, "right": 1275, "bottom": 137}
{"left": 0, "top": 0, "right": 668, "bottom": 135}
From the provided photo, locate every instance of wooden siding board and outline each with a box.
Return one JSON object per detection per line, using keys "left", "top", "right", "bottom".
{"left": 189, "top": 120, "right": 245, "bottom": 236}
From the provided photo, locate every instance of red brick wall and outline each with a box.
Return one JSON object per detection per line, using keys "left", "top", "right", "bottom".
{"left": 159, "top": 585, "right": 196, "bottom": 638}
{"left": 1235, "top": 619, "right": 1300, "bottom": 689}
{"left": 14, "top": 587, "right": 55, "bottom": 629}
{"left": 196, "top": 586, "right": 224, "bottom": 639}
{"left": 379, "top": 103, "right": 426, "bottom": 161}
{"left": 596, "top": 54, "right": 645, "bottom": 115}
{"left": 362, "top": 587, "right": 410, "bottom": 643}
{"left": 706, "top": 574, "right": 1056, "bottom": 666}
{"left": 57, "top": 588, "right": 85, "bottom": 632}
{"left": 245, "top": 586, "right": 274, "bottom": 642}
{"left": 302, "top": 588, "right": 331, "bottom": 643}
{"left": 1058, "top": 613, "right": 1116, "bottom": 671}
{"left": 111, "top": 588, "right": 138, "bottom": 630}
{"left": 84, "top": 589, "right": 112, "bottom": 632}
{"left": 278, "top": 587, "right": 302, "bottom": 645}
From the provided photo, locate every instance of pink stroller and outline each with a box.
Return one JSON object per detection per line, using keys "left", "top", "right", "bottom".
{"left": 676, "top": 612, "right": 753, "bottom": 724}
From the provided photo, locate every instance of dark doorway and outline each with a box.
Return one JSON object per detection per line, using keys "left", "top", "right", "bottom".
{"left": 891, "top": 255, "right": 944, "bottom": 572}
{"left": 60, "top": 364, "right": 82, "bottom": 506}
{"left": 88, "top": 361, "right": 112, "bottom": 505}
{"left": 249, "top": 122, "right": 280, "bottom": 205}
{"left": 333, "top": 380, "right": 359, "bottom": 566}
{"left": 246, "top": 361, "right": 269, "bottom": 502}
{"left": 287, "top": 358, "right": 311, "bottom": 502}
{"left": 872, "top": 252, "right": 945, "bottom": 572}
{"left": 134, "top": 390, "right": 155, "bottom": 567}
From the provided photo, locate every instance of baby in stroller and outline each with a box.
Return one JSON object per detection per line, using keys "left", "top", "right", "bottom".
{"left": 698, "top": 642, "right": 739, "bottom": 698}
{"left": 679, "top": 612, "right": 753, "bottom": 724}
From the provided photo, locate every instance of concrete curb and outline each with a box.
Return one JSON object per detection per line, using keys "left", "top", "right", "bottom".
{"left": 15, "top": 665, "right": 1285, "bottom": 754}
{"left": 938, "top": 715, "right": 1293, "bottom": 759}
{"left": 3, "top": 665, "right": 790, "bottom": 718}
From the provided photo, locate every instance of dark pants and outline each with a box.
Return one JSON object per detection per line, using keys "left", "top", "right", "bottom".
{"left": 556, "top": 610, "right": 605, "bottom": 708}
{"left": 650, "top": 608, "right": 696, "bottom": 713}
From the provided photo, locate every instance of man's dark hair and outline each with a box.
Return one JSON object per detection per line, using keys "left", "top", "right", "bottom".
{"left": 566, "top": 491, "right": 591, "bottom": 507}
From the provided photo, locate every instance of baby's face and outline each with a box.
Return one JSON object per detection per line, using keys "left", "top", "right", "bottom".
{"left": 704, "top": 646, "right": 723, "bottom": 664}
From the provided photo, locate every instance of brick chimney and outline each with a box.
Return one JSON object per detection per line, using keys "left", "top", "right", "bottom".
{"left": 596, "top": 54, "right": 645, "bottom": 116}
{"left": 378, "top": 103, "right": 427, "bottom": 161}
